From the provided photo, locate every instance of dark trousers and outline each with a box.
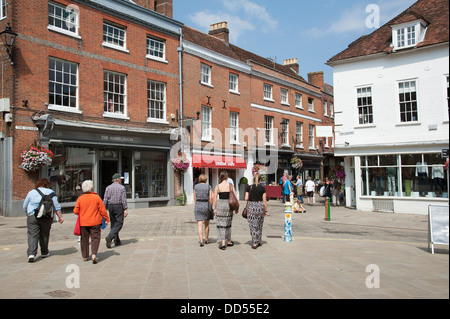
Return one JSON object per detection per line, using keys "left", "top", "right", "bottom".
{"left": 80, "top": 224, "right": 101, "bottom": 258}
{"left": 27, "top": 214, "right": 53, "bottom": 256}
{"left": 107, "top": 204, "right": 124, "bottom": 244}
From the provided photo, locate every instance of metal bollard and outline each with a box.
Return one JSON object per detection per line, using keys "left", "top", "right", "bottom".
{"left": 325, "top": 197, "right": 331, "bottom": 221}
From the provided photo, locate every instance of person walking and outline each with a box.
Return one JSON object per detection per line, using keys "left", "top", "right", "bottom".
{"left": 103, "top": 173, "right": 128, "bottom": 248}
{"left": 73, "top": 180, "right": 109, "bottom": 263}
{"left": 283, "top": 175, "right": 293, "bottom": 204}
{"left": 193, "top": 174, "right": 213, "bottom": 247}
{"left": 213, "top": 171, "right": 238, "bottom": 250}
{"left": 245, "top": 174, "right": 268, "bottom": 249}
{"left": 23, "top": 178, "right": 64, "bottom": 263}
{"left": 295, "top": 175, "right": 304, "bottom": 203}
{"left": 305, "top": 176, "right": 316, "bottom": 205}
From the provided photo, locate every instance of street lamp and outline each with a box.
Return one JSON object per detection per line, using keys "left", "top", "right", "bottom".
{"left": 0, "top": 23, "right": 18, "bottom": 65}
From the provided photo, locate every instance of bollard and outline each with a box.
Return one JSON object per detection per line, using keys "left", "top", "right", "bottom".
{"left": 284, "top": 203, "right": 293, "bottom": 242}
{"left": 325, "top": 197, "right": 331, "bottom": 221}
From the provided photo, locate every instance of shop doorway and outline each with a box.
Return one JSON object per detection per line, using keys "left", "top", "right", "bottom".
{"left": 99, "top": 159, "right": 119, "bottom": 199}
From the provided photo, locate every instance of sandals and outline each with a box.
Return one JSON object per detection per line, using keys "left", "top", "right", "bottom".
{"left": 227, "top": 241, "right": 234, "bottom": 247}
{"left": 199, "top": 241, "right": 204, "bottom": 247}
{"left": 219, "top": 243, "right": 226, "bottom": 250}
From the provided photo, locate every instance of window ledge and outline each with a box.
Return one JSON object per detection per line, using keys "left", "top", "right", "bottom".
{"left": 103, "top": 112, "right": 130, "bottom": 120}
{"left": 47, "top": 25, "right": 81, "bottom": 39}
{"left": 48, "top": 104, "right": 82, "bottom": 114}
{"left": 395, "top": 122, "right": 421, "bottom": 127}
{"left": 102, "top": 42, "right": 129, "bottom": 54}
{"left": 147, "top": 118, "right": 169, "bottom": 125}
{"left": 146, "top": 55, "right": 168, "bottom": 64}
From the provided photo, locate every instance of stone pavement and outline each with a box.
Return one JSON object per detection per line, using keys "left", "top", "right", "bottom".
{"left": 0, "top": 200, "right": 448, "bottom": 301}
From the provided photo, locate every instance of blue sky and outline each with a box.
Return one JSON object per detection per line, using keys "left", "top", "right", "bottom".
{"left": 173, "top": 0, "right": 417, "bottom": 85}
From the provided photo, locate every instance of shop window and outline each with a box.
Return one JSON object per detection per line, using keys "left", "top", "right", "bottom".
{"left": 48, "top": 145, "right": 94, "bottom": 203}
{"left": 134, "top": 151, "right": 167, "bottom": 198}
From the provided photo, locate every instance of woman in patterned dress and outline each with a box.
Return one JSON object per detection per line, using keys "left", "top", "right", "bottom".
{"left": 193, "top": 174, "right": 213, "bottom": 247}
{"left": 245, "top": 174, "right": 268, "bottom": 249}
{"left": 213, "top": 171, "right": 238, "bottom": 250}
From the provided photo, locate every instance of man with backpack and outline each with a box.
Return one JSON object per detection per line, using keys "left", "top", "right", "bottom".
{"left": 23, "top": 178, "right": 63, "bottom": 263}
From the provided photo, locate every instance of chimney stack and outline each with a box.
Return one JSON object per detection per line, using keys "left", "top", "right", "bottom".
{"left": 132, "top": 0, "right": 173, "bottom": 18}
{"left": 209, "top": 22, "right": 230, "bottom": 44}
{"left": 308, "top": 71, "right": 324, "bottom": 91}
{"left": 284, "top": 58, "right": 299, "bottom": 74}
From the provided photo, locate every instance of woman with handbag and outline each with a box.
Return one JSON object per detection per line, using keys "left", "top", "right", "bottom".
{"left": 73, "top": 180, "right": 109, "bottom": 264}
{"left": 213, "top": 171, "right": 238, "bottom": 250}
{"left": 245, "top": 174, "right": 268, "bottom": 249}
{"left": 193, "top": 174, "right": 214, "bottom": 247}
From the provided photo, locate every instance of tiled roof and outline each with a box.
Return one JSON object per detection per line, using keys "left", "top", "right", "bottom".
{"left": 327, "top": 0, "right": 449, "bottom": 64}
{"left": 182, "top": 26, "right": 308, "bottom": 83}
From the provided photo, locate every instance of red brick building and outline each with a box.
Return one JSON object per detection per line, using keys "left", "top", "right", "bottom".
{"left": 180, "top": 23, "right": 335, "bottom": 203}
{"left": 0, "top": 0, "right": 334, "bottom": 215}
{"left": 0, "top": 0, "right": 183, "bottom": 216}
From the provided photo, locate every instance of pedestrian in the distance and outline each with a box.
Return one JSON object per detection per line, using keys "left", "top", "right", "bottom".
{"left": 305, "top": 176, "right": 316, "bottom": 205}
{"left": 23, "top": 178, "right": 64, "bottom": 263}
{"left": 73, "top": 180, "right": 109, "bottom": 263}
{"left": 193, "top": 174, "right": 213, "bottom": 246}
{"left": 103, "top": 173, "right": 128, "bottom": 248}
{"left": 245, "top": 174, "right": 268, "bottom": 249}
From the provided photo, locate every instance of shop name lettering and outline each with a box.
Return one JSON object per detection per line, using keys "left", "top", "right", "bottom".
{"left": 100, "top": 135, "right": 134, "bottom": 143}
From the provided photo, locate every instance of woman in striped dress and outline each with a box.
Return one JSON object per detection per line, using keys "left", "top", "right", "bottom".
{"left": 213, "top": 171, "right": 238, "bottom": 250}
{"left": 245, "top": 174, "right": 268, "bottom": 249}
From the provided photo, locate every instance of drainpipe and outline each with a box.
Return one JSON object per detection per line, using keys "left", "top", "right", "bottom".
{"left": 177, "top": 28, "right": 185, "bottom": 203}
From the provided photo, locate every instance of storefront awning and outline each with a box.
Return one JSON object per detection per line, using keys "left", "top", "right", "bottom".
{"left": 192, "top": 154, "right": 247, "bottom": 169}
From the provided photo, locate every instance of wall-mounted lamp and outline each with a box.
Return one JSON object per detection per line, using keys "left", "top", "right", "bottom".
{"left": 0, "top": 23, "right": 18, "bottom": 65}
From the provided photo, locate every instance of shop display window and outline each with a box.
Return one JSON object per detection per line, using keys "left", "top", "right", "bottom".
{"left": 48, "top": 145, "right": 94, "bottom": 203}
{"left": 360, "top": 153, "right": 448, "bottom": 198}
{"left": 134, "top": 151, "right": 167, "bottom": 198}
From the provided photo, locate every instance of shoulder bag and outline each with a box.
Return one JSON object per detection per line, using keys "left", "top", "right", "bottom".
{"left": 228, "top": 183, "right": 239, "bottom": 214}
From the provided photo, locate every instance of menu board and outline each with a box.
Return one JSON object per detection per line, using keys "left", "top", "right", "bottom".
{"left": 428, "top": 205, "right": 449, "bottom": 254}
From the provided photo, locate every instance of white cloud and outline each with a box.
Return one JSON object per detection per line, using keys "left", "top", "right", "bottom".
{"left": 188, "top": 0, "right": 278, "bottom": 43}
{"left": 303, "top": 0, "right": 416, "bottom": 38}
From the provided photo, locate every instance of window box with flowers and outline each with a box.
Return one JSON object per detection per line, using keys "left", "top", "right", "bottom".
{"left": 20, "top": 143, "right": 54, "bottom": 172}
{"left": 171, "top": 154, "right": 190, "bottom": 174}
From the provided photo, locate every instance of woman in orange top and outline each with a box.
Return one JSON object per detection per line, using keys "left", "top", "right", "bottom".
{"left": 73, "top": 180, "right": 109, "bottom": 264}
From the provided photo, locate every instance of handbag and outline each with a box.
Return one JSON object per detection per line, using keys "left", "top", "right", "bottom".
{"left": 228, "top": 183, "right": 239, "bottom": 213}
{"left": 242, "top": 185, "right": 251, "bottom": 219}
{"left": 74, "top": 215, "right": 81, "bottom": 236}
{"left": 208, "top": 204, "right": 214, "bottom": 220}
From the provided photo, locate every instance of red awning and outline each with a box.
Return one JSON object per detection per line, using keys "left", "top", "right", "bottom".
{"left": 192, "top": 154, "right": 247, "bottom": 169}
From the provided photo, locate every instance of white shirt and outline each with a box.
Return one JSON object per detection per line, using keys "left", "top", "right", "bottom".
{"left": 305, "top": 180, "right": 315, "bottom": 192}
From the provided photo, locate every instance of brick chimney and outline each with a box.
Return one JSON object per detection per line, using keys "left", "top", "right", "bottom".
{"left": 132, "top": 0, "right": 173, "bottom": 18}
{"left": 284, "top": 58, "right": 299, "bottom": 74}
{"left": 308, "top": 71, "right": 324, "bottom": 91}
{"left": 209, "top": 22, "right": 229, "bottom": 44}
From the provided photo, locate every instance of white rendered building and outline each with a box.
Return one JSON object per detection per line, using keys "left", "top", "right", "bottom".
{"left": 327, "top": 0, "right": 449, "bottom": 214}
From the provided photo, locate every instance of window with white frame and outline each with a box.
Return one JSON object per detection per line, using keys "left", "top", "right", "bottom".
{"left": 48, "top": 2, "right": 79, "bottom": 35}
{"left": 392, "top": 21, "right": 426, "bottom": 50}
{"left": 201, "top": 64, "right": 211, "bottom": 85}
{"left": 103, "top": 21, "right": 126, "bottom": 49}
{"left": 330, "top": 102, "right": 334, "bottom": 117}
{"left": 1, "top": 0, "right": 6, "bottom": 19}
{"left": 295, "top": 93, "right": 302, "bottom": 109}
{"left": 148, "top": 80, "right": 166, "bottom": 121}
{"left": 229, "top": 73, "right": 239, "bottom": 93}
{"left": 296, "top": 122, "right": 303, "bottom": 148}
{"left": 446, "top": 75, "right": 449, "bottom": 118}
{"left": 324, "top": 100, "right": 328, "bottom": 116}
{"left": 398, "top": 80, "right": 418, "bottom": 122}
{"left": 147, "top": 37, "right": 165, "bottom": 61}
{"left": 357, "top": 87, "right": 373, "bottom": 125}
{"left": 264, "top": 116, "right": 273, "bottom": 144}
{"left": 281, "top": 89, "right": 289, "bottom": 105}
{"left": 308, "top": 97, "right": 314, "bottom": 112}
{"left": 49, "top": 57, "right": 78, "bottom": 109}
{"left": 264, "top": 83, "right": 273, "bottom": 101}
{"left": 308, "top": 125, "right": 315, "bottom": 149}
{"left": 281, "top": 119, "right": 289, "bottom": 146}
{"left": 230, "top": 112, "right": 239, "bottom": 143}
{"left": 104, "top": 70, "right": 126, "bottom": 115}
{"left": 202, "top": 105, "right": 212, "bottom": 140}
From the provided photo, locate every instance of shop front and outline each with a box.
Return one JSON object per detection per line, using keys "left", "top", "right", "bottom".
{"left": 46, "top": 119, "right": 175, "bottom": 210}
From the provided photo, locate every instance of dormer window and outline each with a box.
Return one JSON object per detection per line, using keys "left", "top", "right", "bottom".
{"left": 391, "top": 20, "right": 427, "bottom": 50}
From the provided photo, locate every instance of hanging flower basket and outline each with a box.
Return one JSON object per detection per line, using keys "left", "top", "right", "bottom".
{"left": 252, "top": 164, "right": 267, "bottom": 183}
{"left": 330, "top": 165, "right": 346, "bottom": 181}
{"left": 20, "top": 143, "right": 54, "bottom": 172}
{"left": 172, "top": 154, "right": 190, "bottom": 174}
{"left": 290, "top": 157, "right": 303, "bottom": 169}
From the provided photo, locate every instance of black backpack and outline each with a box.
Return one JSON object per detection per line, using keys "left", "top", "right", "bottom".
{"left": 34, "top": 189, "right": 56, "bottom": 219}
